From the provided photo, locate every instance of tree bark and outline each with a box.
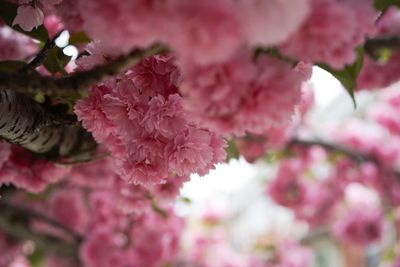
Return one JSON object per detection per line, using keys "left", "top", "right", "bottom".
{"left": 0, "top": 89, "right": 96, "bottom": 158}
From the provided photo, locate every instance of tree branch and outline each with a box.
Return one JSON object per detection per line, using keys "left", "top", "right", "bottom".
{"left": 21, "top": 30, "right": 64, "bottom": 72}
{"left": 364, "top": 35, "right": 400, "bottom": 59}
{"left": 0, "top": 89, "right": 97, "bottom": 158}
{"left": 0, "top": 44, "right": 168, "bottom": 98}
{"left": 289, "top": 138, "right": 374, "bottom": 163}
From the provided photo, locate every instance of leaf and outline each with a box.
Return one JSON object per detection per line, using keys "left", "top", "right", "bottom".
{"left": 374, "top": 0, "right": 400, "bottom": 10}
{"left": 0, "top": 0, "right": 49, "bottom": 42}
{"left": 69, "top": 31, "right": 91, "bottom": 45}
{"left": 0, "top": 60, "right": 27, "bottom": 73}
{"left": 43, "top": 47, "right": 72, "bottom": 75}
{"left": 318, "top": 47, "right": 365, "bottom": 108}
{"left": 28, "top": 248, "right": 44, "bottom": 267}
{"left": 225, "top": 140, "right": 240, "bottom": 161}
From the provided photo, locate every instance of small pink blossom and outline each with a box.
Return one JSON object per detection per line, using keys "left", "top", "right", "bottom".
{"left": 13, "top": 5, "right": 44, "bottom": 32}
{"left": 49, "top": 189, "right": 88, "bottom": 233}
{"left": 268, "top": 159, "right": 308, "bottom": 208}
{"left": 333, "top": 205, "right": 383, "bottom": 247}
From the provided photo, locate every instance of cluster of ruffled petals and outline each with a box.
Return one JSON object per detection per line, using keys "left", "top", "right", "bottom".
{"left": 281, "top": 0, "right": 377, "bottom": 69}
{"left": 49, "top": 0, "right": 310, "bottom": 64}
{"left": 180, "top": 49, "right": 303, "bottom": 137}
{"left": 8, "top": 183, "right": 185, "bottom": 267}
{"left": 267, "top": 159, "right": 308, "bottom": 209}
{"left": 75, "top": 55, "right": 227, "bottom": 186}
{"left": 0, "top": 145, "right": 70, "bottom": 192}
{"left": 333, "top": 204, "right": 383, "bottom": 247}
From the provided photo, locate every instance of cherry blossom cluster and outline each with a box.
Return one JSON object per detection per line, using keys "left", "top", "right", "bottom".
{"left": 75, "top": 55, "right": 227, "bottom": 186}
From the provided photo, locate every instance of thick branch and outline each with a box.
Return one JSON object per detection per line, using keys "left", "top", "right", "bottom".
{"left": 0, "top": 44, "right": 167, "bottom": 98}
{"left": 0, "top": 89, "right": 96, "bottom": 157}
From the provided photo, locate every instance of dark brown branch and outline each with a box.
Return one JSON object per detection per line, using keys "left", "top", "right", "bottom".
{"left": 289, "top": 138, "right": 400, "bottom": 176}
{"left": 21, "top": 30, "right": 64, "bottom": 72}
{"left": 289, "top": 138, "right": 374, "bottom": 163}
{"left": 0, "top": 200, "right": 80, "bottom": 261}
{"left": 364, "top": 35, "right": 400, "bottom": 59}
{"left": 0, "top": 44, "right": 168, "bottom": 98}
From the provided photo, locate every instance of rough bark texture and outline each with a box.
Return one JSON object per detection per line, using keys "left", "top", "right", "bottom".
{"left": 0, "top": 89, "right": 95, "bottom": 158}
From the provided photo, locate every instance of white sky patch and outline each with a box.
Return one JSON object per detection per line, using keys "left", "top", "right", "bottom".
{"left": 310, "top": 66, "right": 344, "bottom": 108}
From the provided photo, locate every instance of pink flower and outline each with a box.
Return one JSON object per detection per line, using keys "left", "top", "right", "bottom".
{"left": 142, "top": 94, "right": 188, "bottom": 139}
{"left": 237, "top": 0, "right": 310, "bottom": 46}
{"left": 130, "top": 211, "right": 184, "bottom": 267}
{"left": 49, "top": 189, "right": 88, "bottom": 233}
{"left": 0, "top": 146, "right": 70, "bottom": 193}
{"left": 165, "top": 0, "right": 242, "bottom": 65}
{"left": 357, "top": 53, "right": 400, "bottom": 90}
{"left": 0, "top": 26, "right": 37, "bottom": 61}
{"left": 43, "top": 15, "right": 63, "bottom": 38}
{"left": 54, "top": 0, "right": 84, "bottom": 33}
{"left": 268, "top": 159, "right": 308, "bottom": 208}
{"left": 76, "top": 55, "right": 226, "bottom": 186}
{"left": 180, "top": 50, "right": 303, "bottom": 136}
{"left": 13, "top": 5, "right": 44, "bottom": 32}
{"left": 333, "top": 205, "right": 383, "bottom": 247}
{"left": 166, "top": 128, "right": 224, "bottom": 177}
{"left": 80, "top": 228, "right": 127, "bottom": 267}
{"left": 281, "top": 0, "right": 377, "bottom": 69}
{"left": 234, "top": 134, "right": 268, "bottom": 163}
{"left": 77, "top": 0, "right": 167, "bottom": 55}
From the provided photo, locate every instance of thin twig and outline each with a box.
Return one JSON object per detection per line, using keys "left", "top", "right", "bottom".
{"left": 21, "top": 30, "right": 65, "bottom": 72}
{"left": 364, "top": 35, "right": 400, "bottom": 59}
{"left": 289, "top": 138, "right": 374, "bottom": 163}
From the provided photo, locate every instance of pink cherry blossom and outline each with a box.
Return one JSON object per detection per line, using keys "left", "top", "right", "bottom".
{"left": 49, "top": 189, "right": 88, "bottom": 233}
{"left": 13, "top": 5, "right": 44, "bottom": 32}
{"left": 281, "top": 0, "right": 377, "bottom": 69}
{"left": 268, "top": 159, "right": 308, "bottom": 208}
{"left": 76, "top": 55, "right": 226, "bottom": 186}
{"left": 180, "top": 49, "right": 303, "bottom": 136}
{"left": 165, "top": 0, "right": 242, "bottom": 65}
{"left": 333, "top": 204, "right": 383, "bottom": 247}
{"left": 236, "top": 0, "right": 310, "bottom": 47}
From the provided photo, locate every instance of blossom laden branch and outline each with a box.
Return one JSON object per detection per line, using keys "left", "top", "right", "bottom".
{"left": 0, "top": 44, "right": 168, "bottom": 98}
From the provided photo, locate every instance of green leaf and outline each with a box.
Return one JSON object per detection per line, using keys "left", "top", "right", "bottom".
{"left": 0, "top": 60, "right": 27, "bottom": 73}
{"left": 28, "top": 248, "right": 44, "bottom": 267}
{"left": 43, "top": 47, "right": 72, "bottom": 75}
{"left": 69, "top": 31, "right": 91, "bottom": 45}
{"left": 374, "top": 0, "right": 400, "bottom": 10}
{"left": 0, "top": 0, "right": 49, "bottom": 42}
{"left": 318, "top": 47, "right": 365, "bottom": 108}
{"left": 225, "top": 140, "right": 240, "bottom": 161}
